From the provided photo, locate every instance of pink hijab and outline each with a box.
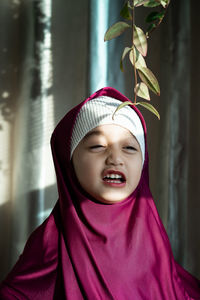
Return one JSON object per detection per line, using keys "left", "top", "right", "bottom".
{"left": 0, "top": 87, "right": 200, "bottom": 299}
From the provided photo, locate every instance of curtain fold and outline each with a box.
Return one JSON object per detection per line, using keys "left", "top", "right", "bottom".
{"left": 89, "top": 0, "right": 109, "bottom": 93}
{"left": 0, "top": 0, "right": 200, "bottom": 282}
{"left": 89, "top": 0, "right": 125, "bottom": 94}
{"left": 187, "top": 0, "right": 200, "bottom": 278}
{"left": 167, "top": 0, "right": 190, "bottom": 266}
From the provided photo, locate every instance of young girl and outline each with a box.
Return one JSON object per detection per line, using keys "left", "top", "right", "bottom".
{"left": 0, "top": 87, "right": 200, "bottom": 299}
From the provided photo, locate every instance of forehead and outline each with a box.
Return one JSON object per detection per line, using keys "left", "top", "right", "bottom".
{"left": 83, "top": 124, "right": 138, "bottom": 143}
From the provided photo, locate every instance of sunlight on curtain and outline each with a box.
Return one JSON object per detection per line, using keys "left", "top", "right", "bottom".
{"left": 8, "top": 0, "right": 56, "bottom": 260}
{"left": 89, "top": 0, "right": 109, "bottom": 93}
{"left": 35, "top": 0, "right": 55, "bottom": 222}
{"left": 0, "top": 109, "right": 11, "bottom": 206}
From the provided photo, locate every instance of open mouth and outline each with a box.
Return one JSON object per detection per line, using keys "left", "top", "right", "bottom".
{"left": 102, "top": 170, "right": 126, "bottom": 184}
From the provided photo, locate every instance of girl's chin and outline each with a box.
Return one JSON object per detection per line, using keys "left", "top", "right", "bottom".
{"left": 95, "top": 194, "right": 128, "bottom": 204}
{"left": 88, "top": 189, "right": 132, "bottom": 204}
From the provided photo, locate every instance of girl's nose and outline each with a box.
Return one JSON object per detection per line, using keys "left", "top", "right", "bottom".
{"left": 105, "top": 149, "right": 123, "bottom": 166}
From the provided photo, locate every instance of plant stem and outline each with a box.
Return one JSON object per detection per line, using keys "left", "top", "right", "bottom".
{"left": 132, "top": 4, "right": 137, "bottom": 104}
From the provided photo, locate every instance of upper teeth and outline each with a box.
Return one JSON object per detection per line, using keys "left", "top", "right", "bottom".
{"left": 104, "top": 174, "right": 122, "bottom": 179}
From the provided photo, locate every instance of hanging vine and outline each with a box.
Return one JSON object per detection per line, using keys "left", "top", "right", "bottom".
{"left": 104, "top": 0, "right": 171, "bottom": 119}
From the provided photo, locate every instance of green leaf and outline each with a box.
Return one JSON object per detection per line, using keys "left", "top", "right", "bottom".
{"left": 134, "top": 0, "right": 149, "bottom": 7}
{"left": 129, "top": 47, "right": 147, "bottom": 69}
{"left": 112, "top": 99, "right": 160, "bottom": 120}
{"left": 144, "top": 0, "right": 161, "bottom": 7}
{"left": 112, "top": 101, "right": 133, "bottom": 120}
{"left": 146, "top": 11, "right": 165, "bottom": 23}
{"left": 120, "top": 47, "right": 132, "bottom": 72}
{"left": 133, "top": 25, "right": 148, "bottom": 56}
{"left": 120, "top": 3, "right": 132, "bottom": 20}
{"left": 104, "top": 22, "right": 131, "bottom": 41}
{"left": 160, "top": 0, "right": 170, "bottom": 8}
{"left": 136, "top": 102, "right": 160, "bottom": 119}
{"left": 146, "top": 23, "right": 156, "bottom": 36}
{"left": 138, "top": 66, "right": 160, "bottom": 95}
{"left": 135, "top": 82, "right": 150, "bottom": 100}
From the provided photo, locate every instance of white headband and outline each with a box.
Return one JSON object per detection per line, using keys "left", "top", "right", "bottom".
{"left": 70, "top": 96, "right": 145, "bottom": 163}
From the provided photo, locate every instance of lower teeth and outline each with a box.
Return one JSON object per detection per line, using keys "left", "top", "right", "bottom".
{"left": 106, "top": 180, "right": 121, "bottom": 183}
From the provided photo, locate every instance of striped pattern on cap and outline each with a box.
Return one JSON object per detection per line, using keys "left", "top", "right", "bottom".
{"left": 70, "top": 96, "right": 145, "bottom": 163}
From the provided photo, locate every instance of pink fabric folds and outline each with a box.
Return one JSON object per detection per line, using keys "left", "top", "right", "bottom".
{"left": 0, "top": 87, "right": 200, "bottom": 300}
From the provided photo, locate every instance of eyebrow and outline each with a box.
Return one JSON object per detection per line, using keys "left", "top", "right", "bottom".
{"left": 83, "top": 130, "right": 103, "bottom": 140}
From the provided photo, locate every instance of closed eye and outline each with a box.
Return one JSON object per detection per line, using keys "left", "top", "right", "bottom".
{"left": 89, "top": 145, "right": 105, "bottom": 152}
{"left": 90, "top": 145, "right": 104, "bottom": 149}
{"left": 123, "top": 146, "right": 137, "bottom": 152}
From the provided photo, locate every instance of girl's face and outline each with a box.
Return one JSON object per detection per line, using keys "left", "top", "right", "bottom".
{"left": 72, "top": 124, "right": 143, "bottom": 204}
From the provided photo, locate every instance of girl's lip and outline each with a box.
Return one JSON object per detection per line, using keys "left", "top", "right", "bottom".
{"left": 102, "top": 170, "right": 126, "bottom": 187}
{"left": 102, "top": 180, "right": 126, "bottom": 188}
{"left": 102, "top": 169, "right": 126, "bottom": 181}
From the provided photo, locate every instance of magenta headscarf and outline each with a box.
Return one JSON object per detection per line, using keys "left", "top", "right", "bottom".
{"left": 0, "top": 87, "right": 200, "bottom": 300}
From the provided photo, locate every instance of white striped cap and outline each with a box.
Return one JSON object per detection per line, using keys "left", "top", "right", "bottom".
{"left": 70, "top": 96, "right": 145, "bottom": 163}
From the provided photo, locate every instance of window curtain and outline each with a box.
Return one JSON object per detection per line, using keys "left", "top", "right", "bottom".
{"left": 0, "top": 0, "right": 200, "bottom": 281}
